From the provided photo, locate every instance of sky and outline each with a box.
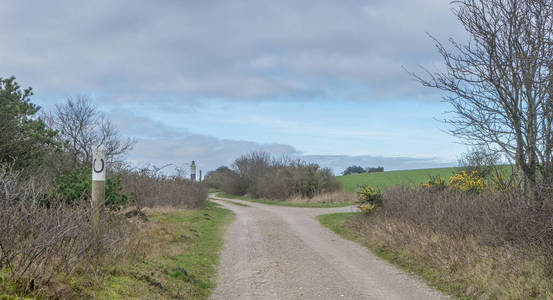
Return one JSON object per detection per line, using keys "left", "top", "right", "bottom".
{"left": 0, "top": 0, "right": 471, "bottom": 174}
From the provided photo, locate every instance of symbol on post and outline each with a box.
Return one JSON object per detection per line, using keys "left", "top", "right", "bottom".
{"left": 92, "top": 149, "right": 106, "bottom": 181}
{"left": 93, "top": 158, "right": 104, "bottom": 173}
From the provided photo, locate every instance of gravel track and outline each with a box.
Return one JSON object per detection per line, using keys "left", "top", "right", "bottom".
{"left": 209, "top": 195, "right": 446, "bottom": 300}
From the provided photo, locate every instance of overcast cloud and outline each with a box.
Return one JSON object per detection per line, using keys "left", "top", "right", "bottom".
{"left": 1, "top": 1, "right": 465, "bottom": 172}
{"left": 0, "top": 0, "right": 465, "bottom": 102}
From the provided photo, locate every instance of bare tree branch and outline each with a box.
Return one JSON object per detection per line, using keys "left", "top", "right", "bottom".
{"left": 409, "top": 0, "right": 553, "bottom": 193}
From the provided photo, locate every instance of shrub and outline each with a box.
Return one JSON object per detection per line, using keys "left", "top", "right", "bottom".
{"left": 357, "top": 185, "right": 382, "bottom": 214}
{"left": 256, "top": 168, "right": 292, "bottom": 200}
{"left": 120, "top": 165, "right": 207, "bottom": 209}
{"left": 342, "top": 165, "right": 365, "bottom": 175}
{"left": 420, "top": 172, "right": 487, "bottom": 194}
{"left": 448, "top": 170, "right": 485, "bottom": 193}
{"left": 104, "top": 174, "right": 129, "bottom": 209}
{"left": 52, "top": 166, "right": 130, "bottom": 209}
{"left": 0, "top": 163, "right": 133, "bottom": 297}
{"left": 491, "top": 173, "right": 509, "bottom": 191}
{"left": 350, "top": 185, "right": 553, "bottom": 298}
{"left": 342, "top": 165, "right": 384, "bottom": 175}
{"left": 359, "top": 202, "right": 377, "bottom": 213}
{"left": 457, "top": 146, "right": 500, "bottom": 179}
{"left": 366, "top": 166, "right": 384, "bottom": 173}
{"left": 232, "top": 151, "right": 272, "bottom": 196}
{"left": 0, "top": 77, "right": 58, "bottom": 170}
{"left": 420, "top": 175, "right": 448, "bottom": 192}
{"left": 286, "top": 161, "right": 340, "bottom": 199}
{"left": 358, "top": 185, "right": 382, "bottom": 205}
{"left": 208, "top": 152, "right": 341, "bottom": 200}
{"left": 204, "top": 166, "right": 232, "bottom": 189}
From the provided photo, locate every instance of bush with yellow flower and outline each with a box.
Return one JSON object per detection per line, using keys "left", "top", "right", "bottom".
{"left": 357, "top": 185, "right": 382, "bottom": 213}
{"left": 420, "top": 175, "right": 448, "bottom": 192}
{"left": 448, "top": 170, "right": 485, "bottom": 193}
{"left": 420, "top": 171, "right": 487, "bottom": 193}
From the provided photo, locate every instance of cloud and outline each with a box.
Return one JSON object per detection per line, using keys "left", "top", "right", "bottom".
{"left": 109, "top": 111, "right": 301, "bottom": 172}
{"left": 110, "top": 111, "right": 454, "bottom": 174}
{"left": 128, "top": 137, "right": 300, "bottom": 173}
{"left": 0, "top": 0, "right": 466, "bottom": 103}
{"left": 128, "top": 136, "right": 455, "bottom": 175}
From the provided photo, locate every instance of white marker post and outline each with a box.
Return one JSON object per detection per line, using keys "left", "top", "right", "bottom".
{"left": 190, "top": 160, "right": 196, "bottom": 181}
{"left": 91, "top": 148, "right": 106, "bottom": 233}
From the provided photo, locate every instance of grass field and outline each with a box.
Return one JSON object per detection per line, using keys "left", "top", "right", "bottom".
{"left": 68, "top": 202, "right": 234, "bottom": 299}
{"left": 215, "top": 192, "right": 354, "bottom": 208}
{"left": 337, "top": 167, "right": 458, "bottom": 192}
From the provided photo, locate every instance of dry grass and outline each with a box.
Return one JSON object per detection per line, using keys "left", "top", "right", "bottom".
{"left": 343, "top": 187, "right": 553, "bottom": 299}
{"left": 0, "top": 163, "right": 136, "bottom": 299}
{"left": 131, "top": 208, "right": 193, "bottom": 258}
{"left": 287, "top": 190, "right": 354, "bottom": 203}
{"left": 120, "top": 167, "right": 208, "bottom": 210}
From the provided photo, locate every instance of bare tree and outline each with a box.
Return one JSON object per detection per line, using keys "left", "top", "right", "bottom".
{"left": 457, "top": 146, "right": 501, "bottom": 178}
{"left": 46, "top": 96, "right": 135, "bottom": 168}
{"left": 411, "top": 0, "right": 553, "bottom": 193}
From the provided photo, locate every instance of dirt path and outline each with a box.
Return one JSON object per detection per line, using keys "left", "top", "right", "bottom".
{"left": 209, "top": 194, "right": 446, "bottom": 300}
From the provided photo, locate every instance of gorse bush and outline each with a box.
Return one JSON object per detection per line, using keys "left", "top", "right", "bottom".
{"left": 420, "top": 175, "right": 448, "bottom": 192}
{"left": 358, "top": 185, "right": 382, "bottom": 205}
{"left": 52, "top": 166, "right": 130, "bottom": 209}
{"left": 448, "top": 170, "right": 485, "bottom": 193}
{"left": 491, "top": 173, "right": 509, "bottom": 191}
{"left": 105, "top": 174, "right": 129, "bottom": 209}
{"left": 420, "top": 171, "right": 486, "bottom": 194}
{"left": 357, "top": 185, "right": 382, "bottom": 214}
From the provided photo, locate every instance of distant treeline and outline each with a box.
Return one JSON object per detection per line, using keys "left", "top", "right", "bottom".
{"left": 205, "top": 151, "right": 340, "bottom": 200}
{"left": 342, "top": 165, "right": 384, "bottom": 175}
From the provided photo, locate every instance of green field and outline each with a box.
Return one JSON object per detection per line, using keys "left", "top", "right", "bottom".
{"left": 337, "top": 167, "right": 458, "bottom": 192}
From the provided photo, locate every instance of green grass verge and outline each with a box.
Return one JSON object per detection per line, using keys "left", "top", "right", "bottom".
{"left": 317, "top": 213, "right": 469, "bottom": 299}
{"left": 73, "top": 202, "right": 234, "bottom": 299}
{"left": 337, "top": 167, "right": 459, "bottom": 192}
{"left": 215, "top": 192, "right": 354, "bottom": 208}
{"left": 316, "top": 212, "right": 360, "bottom": 239}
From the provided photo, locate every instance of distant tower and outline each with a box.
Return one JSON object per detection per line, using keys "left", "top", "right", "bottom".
{"left": 199, "top": 170, "right": 202, "bottom": 182}
{"left": 190, "top": 160, "right": 196, "bottom": 181}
